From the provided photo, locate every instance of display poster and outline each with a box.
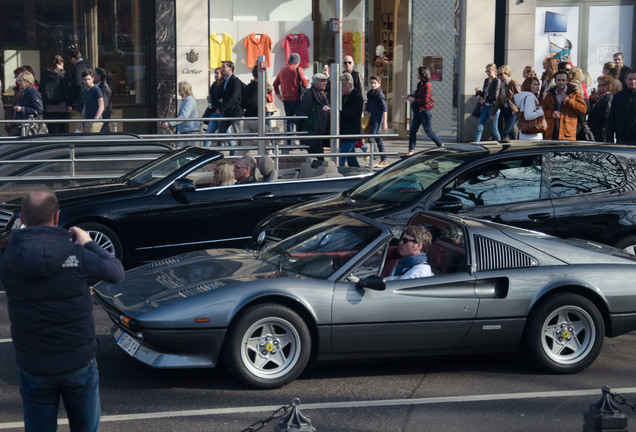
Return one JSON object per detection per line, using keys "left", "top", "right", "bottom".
{"left": 534, "top": 7, "right": 579, "bottom": 73}
{"left": 586, "top": 5, "right": 633, "bottom": 83}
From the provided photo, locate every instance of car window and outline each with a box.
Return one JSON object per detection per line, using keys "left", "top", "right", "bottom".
{"left": 442, "top": 156, "right": 542, "bottom": 209}
{"left": 261, "top": 216, "right": 382, "bottom": 279}
{"left": 185, "top": 164, "right": 216, "bottom": 189}
{"left": 549, "top": 151, "right": 625, "bottom": 198}
{"left": 127, "top": 151, "right": 203, "bottom": 186}
{"left": 349, "top": 150, "right": 477, "bottom": 205}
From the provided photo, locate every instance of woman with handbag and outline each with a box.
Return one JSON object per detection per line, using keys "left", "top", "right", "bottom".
{"left": 513, "top": 77, "right": 546, "bottom": 140}
{"left": 473, "top": 63, "right": 501, "bottom": 142}
{"left": 12, "top": 71, "right": 45, "bottom": 135}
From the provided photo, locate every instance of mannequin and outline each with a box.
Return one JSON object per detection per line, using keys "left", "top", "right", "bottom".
{"left": 374, "top": 45, "right": 391, "bottom": 91}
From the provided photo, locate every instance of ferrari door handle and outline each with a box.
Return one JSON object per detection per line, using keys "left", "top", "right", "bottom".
{"left": 252, "top": 192, "right": 275, "bottom": 200}
{"left": 528, "top": 213, "right": 551, "bottom": 221}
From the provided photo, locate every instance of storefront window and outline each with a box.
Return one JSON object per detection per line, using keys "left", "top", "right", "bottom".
{"left": 1, "top": 0, "right": 151, "bottom": 110}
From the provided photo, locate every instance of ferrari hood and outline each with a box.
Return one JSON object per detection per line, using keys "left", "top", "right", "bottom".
{"left": 94, "top": 249, "right": 285, "bottom": 311}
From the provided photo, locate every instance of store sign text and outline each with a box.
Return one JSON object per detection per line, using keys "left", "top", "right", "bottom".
{"left": 182, "top": 68, "right": 203, "bottom": 74}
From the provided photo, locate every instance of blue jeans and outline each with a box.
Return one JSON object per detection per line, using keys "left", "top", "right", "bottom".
{"left": 20, "top": 358, "right": 100, "bottom": 432}
{"left": 369, "top": 120, "right": 386, "bottom": 161}
{"left": 473, "top": 104, "right": 501, "bottom": 141}
{"left": 501, "top": 106, "right": 517, "bottom": 140}
{"left": 339, "top": 140, "right": 360, "bottom": 167}
{"left": 409, "top": 109, "right": 444, "bottom": 150}
{"left": 203, "top": 112, "right": 222, "bottom": 146}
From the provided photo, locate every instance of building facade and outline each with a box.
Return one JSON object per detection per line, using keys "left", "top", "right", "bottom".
{"left": 0, "top": 0, "right": 634, "bottom": 140}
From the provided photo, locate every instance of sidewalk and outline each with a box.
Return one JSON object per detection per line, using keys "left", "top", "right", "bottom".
{"left": 364, "top": 130, "right": 458, "bottom": 167}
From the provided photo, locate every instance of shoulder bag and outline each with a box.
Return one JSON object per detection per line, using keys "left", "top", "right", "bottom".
{"left": 24, "top": 115, "right": 49, "bottom": 136}
{"left": 297, "top": 67, "right": 307, "bottom": 100}
{"left": 517, "top": 111, "right": 547, "bottom": 135}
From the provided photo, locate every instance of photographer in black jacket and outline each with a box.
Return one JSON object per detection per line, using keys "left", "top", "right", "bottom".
{"left": 0, "top": 187, "right": 124, "bottom": 431}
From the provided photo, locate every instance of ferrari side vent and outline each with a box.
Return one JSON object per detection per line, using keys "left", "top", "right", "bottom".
{"left": 141, "top": 256, "right": 182, "bottom": 269}
{"left": 475, "top": 235, "right": 538, "bottom": 271}
{"left": 179, "top": 282, "right": 218, "bottom": 297}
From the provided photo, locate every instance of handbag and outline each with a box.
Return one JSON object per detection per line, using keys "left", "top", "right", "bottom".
{"left": 297, "top": 67, "right": 307, "bottom": 100}
{"left": 202, "top": 106, "right": 214, "bottom": 125}
{"left": 361, "top": 115, "right": 370, "bottom": 133}
{"left": 517, "top": 111, "right": 547, "bottom": 134}
{"left": 471, "top": 103, "right": 482, "bottom": 118}
{"left": 24, "top": 115, "right": 49, "bottom": 136}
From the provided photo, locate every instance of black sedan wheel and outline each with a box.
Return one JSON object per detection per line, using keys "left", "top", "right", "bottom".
{"left": 224, "top": 304, "right": 311, "bottom": 389}
{"left": 615, "top": 235, "right": 636, "bottom": 255}
{"left": 525, "top": 293, "right": 604, "bottom": 374}
{"left": 77, "top": 222, "right": 123, "bottom": 261}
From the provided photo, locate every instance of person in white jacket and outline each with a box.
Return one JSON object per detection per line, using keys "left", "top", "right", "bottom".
{"left": 513, "top": 77, "right": 545, "bottom": 140}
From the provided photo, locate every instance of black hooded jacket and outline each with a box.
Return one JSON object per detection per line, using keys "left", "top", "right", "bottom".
{"left": 0, "top": 226, "right": 124, "bottom": 375}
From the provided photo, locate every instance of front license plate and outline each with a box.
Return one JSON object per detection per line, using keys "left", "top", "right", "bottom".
{"left": 116, "top": 332, "right": 140, "bottom": 356}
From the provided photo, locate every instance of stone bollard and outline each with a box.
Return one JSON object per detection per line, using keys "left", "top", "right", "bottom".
{"left": 275, "top": 398, "right": 316, "bottom": 432}
{"left": 583, "top": 386, "right": 628, "bottom": 432}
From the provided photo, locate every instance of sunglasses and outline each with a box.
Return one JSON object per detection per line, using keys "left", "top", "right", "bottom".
{"left": 344, "top": 61, "right": 352, "bottom": 64}
{"left": 399, "top": 236, "right": 417, "bottom": 244}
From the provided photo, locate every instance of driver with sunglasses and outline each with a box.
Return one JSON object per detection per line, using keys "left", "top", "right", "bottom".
{"left": 388, "top": 225, "right": 433, "bottom": 279}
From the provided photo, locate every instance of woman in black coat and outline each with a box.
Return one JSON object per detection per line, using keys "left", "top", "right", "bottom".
{"left": 588, "top": 75, "right": 614, "bottom": 142}
{"left": 12, "top": 71, "right": 44, "bottom": 133}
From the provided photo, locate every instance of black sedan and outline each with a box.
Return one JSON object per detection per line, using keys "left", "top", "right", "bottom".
{"left": 93, "top": 211, "right": 636, "bottom": 389}
{"left": 0, "top": 147, "right": 370, "bottom": 268}
{"left": 254, "top": 142, "right": 636, "bottom": 253}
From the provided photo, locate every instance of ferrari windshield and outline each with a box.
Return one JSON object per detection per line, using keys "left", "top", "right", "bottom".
{"left": 348, "top": 149, "right": 480, "bottom": 205}
{"left": 124, "top": 148, "right": 220, "bottom": 187}
{"left": 260, "top": 215, "right": 383, "bottom": 279}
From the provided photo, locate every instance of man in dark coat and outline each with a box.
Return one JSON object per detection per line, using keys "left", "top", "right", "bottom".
{"left": 606, "top": 68, "right": 636, "bottom": 144}
{"left": 339, "top": 72, "right": 364, "bottom": 167}
{"left": 68, "top": 49, "right": 92, "bottom": 112}
{"left": 0, "top": 187, "right": 124, "bottom": 431}
{"left": 216, "top": 60, "right": 244, "bottom": 150}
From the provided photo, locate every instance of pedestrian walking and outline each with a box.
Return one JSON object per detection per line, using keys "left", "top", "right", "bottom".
{"left": 405, "top": 66, "right": 444, "bottom": 155}
{"left": 366, "top": 75, "right": 389, "bottom": 167}
{"left": 273, "top": 53, "right": 308, "bottom": 146}
{"left": 40, "top": 55, "right": 70, "bottom": 134}
{"left": 473, "top": 63, "right": 501, "bottom": 142}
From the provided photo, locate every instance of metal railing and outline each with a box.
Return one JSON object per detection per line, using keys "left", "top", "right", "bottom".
{"left": 0, "top": 116, "right": 397, "bottom": 183}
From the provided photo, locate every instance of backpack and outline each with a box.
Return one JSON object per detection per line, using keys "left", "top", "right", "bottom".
{"left": 41, "top": 73, "right": 66, "bottom": 104}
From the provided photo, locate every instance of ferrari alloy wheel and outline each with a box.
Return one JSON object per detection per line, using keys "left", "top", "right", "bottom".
{"left": 76, "top": 222, "right": 123, "bottom": 261}
{"left": 224, "top": 304, "right": 311, "bottom": 389}
{"left": 525, "top": 293, "right": 604, "bottom": 374}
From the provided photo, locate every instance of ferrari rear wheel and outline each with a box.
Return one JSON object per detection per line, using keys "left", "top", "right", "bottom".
{"left": 224, "top": 304, "right": 311, "bottom": 389}
{"left": 525, "top": 293, "right": 604, "bottom": 374}
{"left": 76, "top": 222, "right": 123, "bottom": 261}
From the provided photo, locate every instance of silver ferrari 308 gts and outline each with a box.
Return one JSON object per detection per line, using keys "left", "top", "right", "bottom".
{"left": 93, "top": 211, "right": 636, "bottom": 388}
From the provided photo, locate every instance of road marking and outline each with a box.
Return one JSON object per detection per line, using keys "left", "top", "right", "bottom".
{"left": 1, "top": 387, "right": 636, "bottom": 429}
{"left": 0, "top": 339, "right": 12, "bottom": 343}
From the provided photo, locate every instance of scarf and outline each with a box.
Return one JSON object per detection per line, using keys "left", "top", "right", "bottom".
{"left": 393, "top": 253, "right": 428, "bottom": 277}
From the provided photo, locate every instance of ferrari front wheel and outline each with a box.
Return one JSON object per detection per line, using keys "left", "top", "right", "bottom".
{"left": 224, "top": 304, "right": 311, "bottom": 389}
{"left": 524, "top": 293, "right": 604, "bottom": 374}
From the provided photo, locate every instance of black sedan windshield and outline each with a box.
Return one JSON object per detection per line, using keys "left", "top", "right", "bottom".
{"left": 125, "top": 148, "right": 218, "bottom": 187}
{"left": 349, "top": 150, "right": 478, "bottom": 205}
{"left": 261, "top": 216, "right": 382, "bottom": 279}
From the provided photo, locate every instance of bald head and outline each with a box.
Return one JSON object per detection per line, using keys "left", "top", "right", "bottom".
{"left": 20, "top": 188, "right": 59, "bottom": 227}
{"left": 343, "top": 55, "right": 354, "bottom": 72}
